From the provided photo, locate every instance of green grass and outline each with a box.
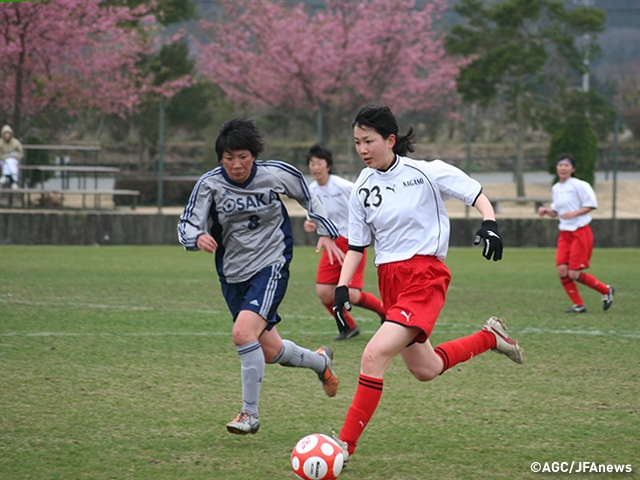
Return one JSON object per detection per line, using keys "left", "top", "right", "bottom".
{"left": 1, "top": 246, "right": 638, "bottom": 479}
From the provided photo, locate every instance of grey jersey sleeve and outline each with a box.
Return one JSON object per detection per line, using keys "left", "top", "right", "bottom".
{"left": 262, "top": 161, "right": 339, "bottom": 239}
{"left": 177, "top": 171, "right": 216, "bottom": 250}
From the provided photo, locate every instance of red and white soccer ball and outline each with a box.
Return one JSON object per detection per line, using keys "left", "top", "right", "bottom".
{"left": 291, "top": 433, "right": 345, "bottom": 480}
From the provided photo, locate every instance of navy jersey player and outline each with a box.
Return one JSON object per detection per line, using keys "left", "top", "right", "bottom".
{"left": 330, "top": 105, "right": 524, "bottom": 465}
{"left": 178, "top": 118, "right": 344, "bottom": 435}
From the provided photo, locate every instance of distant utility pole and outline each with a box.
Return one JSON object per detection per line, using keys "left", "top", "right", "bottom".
{"left": 573, "top": 0, "right": 596, "bottom": 92}
{"left": 157, "top": 100, "right": 165, "bottom": 214}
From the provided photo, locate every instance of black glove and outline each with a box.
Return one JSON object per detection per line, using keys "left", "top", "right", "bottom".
{"left": 332, "top": 285, "right": 352, "bottom": 334}
{"left": 473, "top": 219, "right": 503, "bottom": 261}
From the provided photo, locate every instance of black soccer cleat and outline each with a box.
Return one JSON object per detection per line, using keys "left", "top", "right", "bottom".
{"left": 602, "top": 286, "right": 615, "bottom": 311}
{"left": 565, "top": 304, "right": 587, "bottom": 313}
{"left": 334, "top": 326, "right": 360, "bottom": 341}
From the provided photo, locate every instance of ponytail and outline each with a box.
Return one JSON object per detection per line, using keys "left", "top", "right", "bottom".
{"left": 393, "top": 125, "right": 417, "bottom": 156}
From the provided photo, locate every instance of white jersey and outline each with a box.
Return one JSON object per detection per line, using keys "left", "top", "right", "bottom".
{"left": 308, "top": 174, "right": 354, "bottom": 238}
{"left": 349, "top": 156, "right": 482, "bottom": 265}
{"left": 550, "top": 177, "right": 597, "bottom": 232}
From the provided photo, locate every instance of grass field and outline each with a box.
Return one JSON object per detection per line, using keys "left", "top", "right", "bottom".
{"left": 1, "top": 245, "right": 638, "bottom": 480}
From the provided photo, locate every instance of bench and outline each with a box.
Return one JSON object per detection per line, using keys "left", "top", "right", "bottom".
{"left": 23, "top": 144, "right": 101, "bottom": 164}
{"left": 489, "top": 197, "right": 551, "bottom": 213}
{"left": 0, "top": 188, "right": 140, "bottom": 210}
{"left": 19, "top": 165, "right": 119, "bottom": 190}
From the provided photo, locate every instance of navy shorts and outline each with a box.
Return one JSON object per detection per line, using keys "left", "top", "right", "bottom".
{"left": 221, "top": 263, "right": 289, "bottom": 330}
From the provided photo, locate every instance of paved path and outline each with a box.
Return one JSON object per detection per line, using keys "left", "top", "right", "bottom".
{"left": 471, "top": 171, "right": 640, "bottom": 184}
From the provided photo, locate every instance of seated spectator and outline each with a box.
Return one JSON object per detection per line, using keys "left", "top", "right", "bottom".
{"left": 1, "top": 125, "right": 23, "bottom": 189}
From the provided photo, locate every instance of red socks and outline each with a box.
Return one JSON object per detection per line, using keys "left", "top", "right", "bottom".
{"left": 339, "top": 374, "right": 383, "bottom": 456}
{"left": 323, "top": 302, "right": 357, "bottom": 329}
{"left": 356, "top": 292, "right": 386, "bottom": 319}
{"left": 577, "top": 273, "right": 609, "bottom": 295}
{"left": 433, "top": 330, "right": 495, "bottom": 374}
{"left": 339, "top": 329, "right": 501, "bottom": 455}
{"left": 561, "top": 276, "right": 584, "bottom": 306}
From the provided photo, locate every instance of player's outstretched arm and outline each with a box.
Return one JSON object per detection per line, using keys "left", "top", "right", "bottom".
{"left": 472, "top": 194, "right": 503, "bottom": 261}
{"left": 332, "top": 250, "right": 363, "bottom": 333}
{"left": 538, "top": 206, "right": 558, "bottom": 218}
{"left": 316, "top": 236, "right": 344, "bottom": 265}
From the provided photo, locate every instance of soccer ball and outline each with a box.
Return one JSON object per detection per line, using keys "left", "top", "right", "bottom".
{"left": 290, "top": 433, "right": 345, "bottom": 480}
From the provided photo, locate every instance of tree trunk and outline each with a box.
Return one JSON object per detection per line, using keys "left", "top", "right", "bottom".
{"left": 316, "top": 105, "right": 324, "bottom": 145}
{"left": 515, "top": 95, "right": 526, "bottom": 197}
{"left": 12, "top": 31, "right": 27, "bottom": 137}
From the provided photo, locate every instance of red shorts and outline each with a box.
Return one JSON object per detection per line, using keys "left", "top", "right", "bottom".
{"left": 556, "top": 225, "right": 593, "bottom": 271}
{"left": 316, "top": 236, "right": 366, "bottom": 289}
{"left": 378, "top": 255, "right": 451, "bottom": 344}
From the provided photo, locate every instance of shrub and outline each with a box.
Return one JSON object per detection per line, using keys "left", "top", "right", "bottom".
{"left": 547, "top": 116, "right": 598, "bottom": 186}
{"left": 23, "top": 136, "right": 52, "bottom": 187}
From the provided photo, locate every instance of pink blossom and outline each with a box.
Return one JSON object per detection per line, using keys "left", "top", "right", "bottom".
{"left": 196, "top": 0, "right": 465, "bottom": 114}
{"left": 0, "top": 0, "right": 158, "bottom": 131}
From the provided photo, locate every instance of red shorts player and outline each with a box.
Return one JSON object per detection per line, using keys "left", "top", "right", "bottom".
{"left": 330, "top": 105, "right": 524, "bottom": 466}
{"left": 305, "top": 144, "right": 386, "bottom": 340}
{"left": 538, "top": 154, "right": 614, "bottom": 313}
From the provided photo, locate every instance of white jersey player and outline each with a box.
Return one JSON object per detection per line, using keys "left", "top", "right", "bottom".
{"left": 538, "top": 154, "right": 614, "bottom": 313}
{"left": 304, "top": 144, "right": 386, "bottom": 340}
{"left": 178, "top": 118, "right": 344, "bottom": 436}
{"left": 330, "top": 105, "right": 524, "bottom": 466}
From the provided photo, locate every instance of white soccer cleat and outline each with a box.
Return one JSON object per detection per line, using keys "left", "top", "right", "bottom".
{"left": 226, "top": 409, "right": 260, "bottom": 435}
{"left": 332, "top": 431, "right": 350, "bottom": 466}
{"left": 482, "top": 316, "right": 524, "bottom": 364}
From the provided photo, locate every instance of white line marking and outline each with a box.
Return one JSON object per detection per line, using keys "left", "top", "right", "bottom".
{"left": 0, "top": 298, "right": 222, "bottom": 314}
{"left": 1, "top": 299, "right": 638, "bottom": 339}
{"left": 2, "top": 328, "right": 639, "bottom": 339}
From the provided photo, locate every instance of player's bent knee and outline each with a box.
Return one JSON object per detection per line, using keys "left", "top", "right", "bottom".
{"left": 408, "top": 366, "right": 439, "bottom": 382}
{"left": 231, "top": 327, "right": 259, "bottom": 347}
{"left": 315, "top": 284, "right": 335, "bottom": 304}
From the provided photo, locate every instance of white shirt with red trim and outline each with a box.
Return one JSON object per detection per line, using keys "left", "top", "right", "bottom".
{"left": 550, "top": 177, "right": 598, "bottom": 232}
{"left": 309, "top": 174, "right": 353, "bottom": 238}
{"left": 348, "top": 156, "right": 482, "bottom": 265}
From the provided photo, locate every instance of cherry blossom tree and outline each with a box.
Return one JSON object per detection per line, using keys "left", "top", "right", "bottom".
{"left": 195, "top": 0, "right": 462, "bottom": 142}
{"left": 0, "top": 0, "right": 161, "bottom": 136}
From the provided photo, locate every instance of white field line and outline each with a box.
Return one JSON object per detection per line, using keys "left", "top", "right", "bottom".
{"left": 3, "top": 328, "right": 639, "bottom": 339}
{"left": 0, "top": 297, "right": 223, "bottom": 315}
{"left": 1, "top": 298, "right": 639, "bottom": 339}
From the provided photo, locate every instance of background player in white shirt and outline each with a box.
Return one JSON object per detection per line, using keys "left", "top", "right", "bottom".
{"left": 178, "top": 118, "right": 345, "bottom": 436}
{"left": 304, "top": 144, "right": 386, "bottom": 340}
{"left": 538, "top": 154, "right": 614, "bottom": 313}
{"left": 330, "top": 105, "right": 524, "bottom": 465}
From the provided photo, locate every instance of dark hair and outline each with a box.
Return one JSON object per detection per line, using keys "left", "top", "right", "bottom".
{"left": 215, "top": 118, "right": 265, "bottom": 162}
{"left": 306, "top": 143, "right": 333, "bottom": 169}
{"left": 556, "top": 153, "right": 577, "bottom": 176}
{"left": 352, "top": 105, "right": 417, "bottom": 156}
{"left": 557, "top": 153, "right": 576, "bottom": 166}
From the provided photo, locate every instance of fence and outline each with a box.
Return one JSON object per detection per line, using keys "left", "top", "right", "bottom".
{"left": 1, "top": 212, "right": 638, "bottom": 247}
